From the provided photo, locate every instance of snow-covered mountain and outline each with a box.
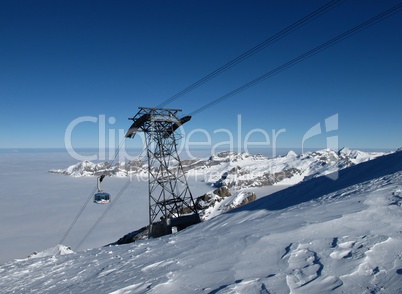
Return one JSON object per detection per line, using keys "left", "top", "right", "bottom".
{"left": 50, "top": 147, "right": 385, "bottom": 189}
{"left": 49, "top": 159, "right": 146, "bottom": 177}
{"left": 2, "top": 149, "right": 402, "bottom": 293}
{"left": 48, "top": 148, "right": 386, "bottom": 225}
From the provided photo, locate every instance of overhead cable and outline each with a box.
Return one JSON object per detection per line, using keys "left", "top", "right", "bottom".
{"left": 189, "top": 3, "right": 402, "bottom": 116}
{"left": 59, "top": 136, "right": 130, "bottom": 245}
{"left": 156, "top": 0, "right": 344, "bottom": 108}
{"left": 76, "top": 145, "right": 148, "bottom": 250}
{"left": 59, "top": 186, "right": 97, "bottom": 245}
{"left": 76, "top": 179, "right": 131, "bottom": 250}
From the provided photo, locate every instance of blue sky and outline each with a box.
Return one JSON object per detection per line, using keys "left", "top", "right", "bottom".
{"left": 1, "top": 0, "right": 402, "bottom": 152}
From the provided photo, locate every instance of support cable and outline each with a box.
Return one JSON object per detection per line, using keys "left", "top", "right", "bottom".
{"left": 59, "top": 186, "right": 97, "bottom": 245}
{"left": 157, "top": 0, "right": 344, "bottom": 108}
{"left": 189, "top": 3, "right": 402, "bottom": 116}
{"left": 76, "top": 179, "right": 131, "bottom": 250}
{"left": 75, "top": 145, "right": 148, "bottom": 250}
{"left": 59, "top": 135, "right": 132, "bottom": 245}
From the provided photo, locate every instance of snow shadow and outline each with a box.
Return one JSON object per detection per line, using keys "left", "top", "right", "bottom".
{"left": 229, "top": 151, "right": 402, "bottom": 212}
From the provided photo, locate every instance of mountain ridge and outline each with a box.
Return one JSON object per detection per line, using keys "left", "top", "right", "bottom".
{"left": 49, "top": 147, "right": 387, "bottom": 189}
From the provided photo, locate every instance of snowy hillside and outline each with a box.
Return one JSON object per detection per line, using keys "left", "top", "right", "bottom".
{"left": 2, "top": 150, "right": 402, "bottom": 293}
{"left": 50, "top": 148, "right": 385, "bottom": 189}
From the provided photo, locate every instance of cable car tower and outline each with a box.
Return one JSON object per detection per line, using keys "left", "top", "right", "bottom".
{"left": 125, "top": 107, "right": 200, "bottom": 238}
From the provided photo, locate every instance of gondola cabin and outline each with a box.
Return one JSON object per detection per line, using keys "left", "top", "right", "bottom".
{"left": 94, "top": 175, "right": 110, "bottom": 204}
{"left": 94, "top": 192, "right": 110, "bottom": 204}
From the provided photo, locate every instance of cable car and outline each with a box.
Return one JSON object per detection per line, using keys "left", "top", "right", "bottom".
{"left": 94, "top": 192, "right": 110, "bottom": 204}
{"left": 94, "top": 175, "right": 110, "bottom": 204}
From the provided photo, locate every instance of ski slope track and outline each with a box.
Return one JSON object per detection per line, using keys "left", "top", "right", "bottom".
{"left": 1, "top": 151, "right": 402, "bottom": 293}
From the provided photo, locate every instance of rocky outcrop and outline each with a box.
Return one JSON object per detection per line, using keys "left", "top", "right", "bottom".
{"left": 196, "top": 187, "right": 257, "bottom": 221}
{"left": 213, "top": 186, "right": 231, "bottom": 197}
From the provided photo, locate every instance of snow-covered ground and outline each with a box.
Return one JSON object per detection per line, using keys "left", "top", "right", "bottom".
{"left": 1, "top": 149, "right": 401, "bottom": 292}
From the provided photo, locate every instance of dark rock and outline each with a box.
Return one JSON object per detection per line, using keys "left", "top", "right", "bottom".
{"left": 213, "top": 186, "right": 231, "bottom": 197}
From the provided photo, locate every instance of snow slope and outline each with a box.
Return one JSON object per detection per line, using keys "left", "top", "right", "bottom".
{"left": 1, "top": 150, "right": 402, "bottom": 293}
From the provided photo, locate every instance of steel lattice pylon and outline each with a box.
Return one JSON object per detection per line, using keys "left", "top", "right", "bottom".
{"left": 126, "top": 107, "right": 200, "bottom": 237}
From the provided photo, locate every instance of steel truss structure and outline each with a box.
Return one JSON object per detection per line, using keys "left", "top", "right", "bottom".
{"left": 126, "top": 107, "right": 200, "bottom": 237}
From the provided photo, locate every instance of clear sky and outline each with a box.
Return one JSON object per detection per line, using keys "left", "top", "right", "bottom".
{"left": 1, "top": 0, "right": 402, "bottom": 152}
